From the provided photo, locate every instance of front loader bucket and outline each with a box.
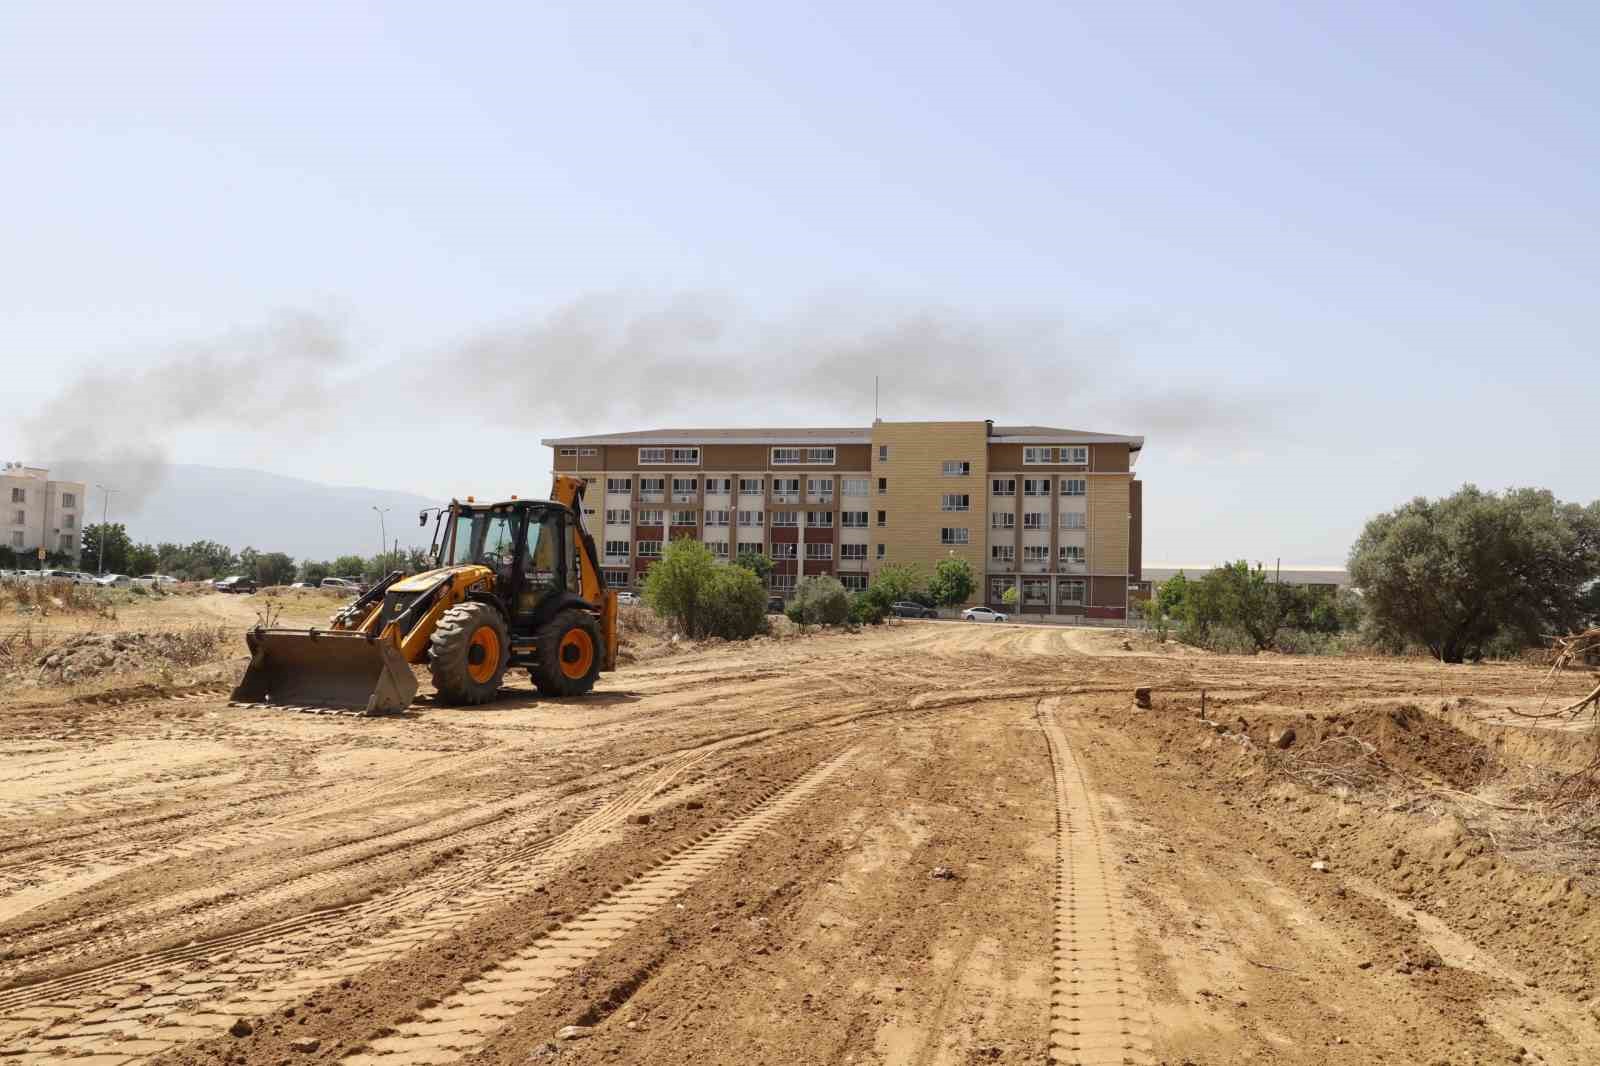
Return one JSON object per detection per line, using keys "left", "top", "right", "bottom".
{"left": 231, "top": 628, "right": 418, "bottom": 715}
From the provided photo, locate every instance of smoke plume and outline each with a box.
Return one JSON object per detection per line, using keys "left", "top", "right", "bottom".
{"left": 24, "top": 310, "right": 350, "bottom": 508}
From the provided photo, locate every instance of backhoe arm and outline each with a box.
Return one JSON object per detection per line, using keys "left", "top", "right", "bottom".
{"left": 552, "top": 474, "right": 618, "bottom": 669}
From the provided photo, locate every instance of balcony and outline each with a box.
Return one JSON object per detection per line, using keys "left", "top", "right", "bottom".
{"left": 1057, "top": 560, "right": 1088, "bottom": 574}
{"left": 805, "top": 492, "right": 834, "bottom": 506}
{"left": 1021, "top": 558, "right": 1052, "bottom": 574}
{"left": 603, "top": 554, "right": 630, "bottom": 567}
{"left": 771, "top": 493, "right": 799, "bottom": 505}
{"left": 639, "top": 492, "right": 664, "bottom": 504}
{"left": 671, "top": 492, "right": 696, "bottom": 503}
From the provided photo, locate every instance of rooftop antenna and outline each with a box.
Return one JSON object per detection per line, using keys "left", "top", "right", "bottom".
{"left": 874, "top": 375, "right": 879, "bottom": 422}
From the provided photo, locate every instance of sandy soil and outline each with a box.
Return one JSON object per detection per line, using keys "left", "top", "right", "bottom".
{"left": 1, "top": 596, "right": 1598, "bottom": 1065}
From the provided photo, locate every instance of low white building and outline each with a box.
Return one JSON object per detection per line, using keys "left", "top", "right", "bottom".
{"left": 2, "top": 463, "right": 87, "bottom": 564}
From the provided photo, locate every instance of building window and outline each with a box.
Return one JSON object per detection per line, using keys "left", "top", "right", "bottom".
{"left": 991, "top": 478, "right": 1015, "bottom": 497}
{"left": 991, "top": 512, "right": 1014, "bottom": 529}
{"left": 1024, "top": 447, "right": 1054, "bottom": 464}
{"left": 876, "top": 543, "right": 886, "bottom": 560}
{"left": 1024, "top": 544, "right": 1049, "bottom": 562}
{"left": 639, "top": 477, "right": 665, "bottom": 499}
{"left": 1023, "top": 577, "right": 1051, "bottom": 605}
{"left": 1061, "top": 511, "right": 1086, "bottom": 530}
{"left": 940, "top": 527, "right": 969, "bottom": 545}
{"left": 709, "top": 541, "right": 729, "bottom": 557}
{"left": 705, "top": 477, "right": 732, "bottom": 495}
{"left": 805, "top": 542, "right": 833, "bottom": 560}
{"left": 606, "top": 477, "right": 631, "bottom": 494}
{"left": 1023, "top": 478, "right": 1050, "bottom": 496}
{"left": 940, "top": 494, "right": 970, "bottom": 512}
{"left": 671, "top": 510, "right": 697, "bottom": 526}
{"left": 637, "top": 540, "right": 663, "bottom": 557}
{"left": 841, "top": 543, "right": 868, "bottom": 560}
{"left": 739, "top": 478, "right": 763, "bottom": 495}
{"left": 63, "top": 514, "right": 76, "bottom": 530}
{"left": 559, "top": 447, "right": 577, "bottom": 457}
{"left": 770, "top": 573, "right": 796, "bottom": 592}
{"left": 671, "top": 477, "right": 698, "bottom": 500}
{"left": 605, "top": 508, "right": 631, "bottom": 525}
{"left": 842, "top": 511, "right": 868, "bottom": 528}
{"left": 772, "top": 542, "right": 798, "bottom": 560}
{"left": 705, "top": 510, "right": 730, "bottom": 527}
{"left": 1057, "top": 578, "right": 1086, "bottom": 605}
{"left": 1023, "top": 512, "right": 1046, "bottom": 530}
{"left": 1060, "top": 544, "right": 1086, "bottom": 564}
{"left": 604, "top": 569, "right": 629, "bottom": 588}
{"left": 1061, "top": 478, "right": 1086, "bottom": 496}
{"left": 637, "top": 509, "right": 664, "bottom": 526}
{"left": 9, "top": 488, "right": 23, "bottom": 503}
{"left": 942, "top": 460, "right": 970, "bottom": 476}
{"left": 806, "top": 477, "right": 833, "bottom": 496}
{"left": 579, "top": 447, "right": 597, "bottom": 457}
{"left": 60, "top": 493, "right": 75, "bottom": 509}
{"left": 9, "top": 531, "right": 21, "bottom": 548}
{"left": 639, "top": 447, "right": 666, "bottom": 464}
{"left": 878, "top": 445, "right": 889, "bottom": 462}
{"left": 878, "top": 477, "right": 887, "bottom": 494}
{"left": 876, "top": 510, "right": 887, "bottom": 527}
{"left": 772, "top": 478, "right": 800, "bottom": 501}
{"left": 12, "top": 510, "right": 24, "bottom": 525}
{"left": 842, "top": 477, "right": 868, "bottom": 496}
{"left": 604, "top": 540, "right": 630, "bottom": 558}
{"left": 771, "top": 446, "right": 835, "bottom": 465}
{"left": 771, "top": 511, "right": 798, "bottom": 527}
{"left": 806, "top": 510, "right": 833, "bottom": 528}
{"left": 738, "top": 510, "right": 765, "bottom": 527}
{"left": 990, "top": 544, "right": 1014, "bottom": 564}
{"left": 840, "top": 573, "right": 867, "bottom": 591}
{"left": 1062, "top": 446, "right": 1088, "bottom": 465}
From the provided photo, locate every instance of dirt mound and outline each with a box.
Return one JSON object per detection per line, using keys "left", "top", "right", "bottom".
{"left": 30, "top": 627, "right": 233, "bottom": 683}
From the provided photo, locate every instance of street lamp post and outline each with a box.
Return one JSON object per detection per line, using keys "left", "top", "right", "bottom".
{"left": 95, "top": 484, "right": 117, "bottom": 575}
{"left": 372, "top": 506, "right": 390, "bottom": 567}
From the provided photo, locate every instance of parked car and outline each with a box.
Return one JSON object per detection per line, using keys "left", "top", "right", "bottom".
{"left": 320, "top": 577, "right": 361, "bottom": 593}
{"left": 214, "top": 575, "right": 257, "bottom": 594}
{"left": 961, "top": 605, "right": 1010, "bottom": 623}
{"left": 133, "top": 574, "right": 179, "bottom": 588}
{"left": 890, "top": 601, "right": 938, "bottom": 619}
{"left": 289, "top": 581, "right": 318, "bottom": 589}
{"left": 616, "top": 590, "right": 639, "bottom": 606}
{"left": 36, "top": 569, "right": 92, "bottom": 584}
{"left": 96, "top": 573, "right": 133, "bottom": 588}
{"left": 766, "top": 595, "right": 787, "bottom": 614}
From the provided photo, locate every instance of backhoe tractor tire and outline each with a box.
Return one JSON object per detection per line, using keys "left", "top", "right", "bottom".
{"left": 428, "top": 601, "right": 510, "bottom": 705}
{"left": 530, "top": 608, "right": 604, "bottom": 697}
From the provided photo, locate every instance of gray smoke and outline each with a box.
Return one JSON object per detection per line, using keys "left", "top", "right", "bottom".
{"left": 438, "top": 293, "right": 1272, "bottom": 437}
{"left": 26, "top": 310, "right": 350, "bottom": 508}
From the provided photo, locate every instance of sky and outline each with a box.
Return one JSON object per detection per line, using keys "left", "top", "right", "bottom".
{"left": 2, "top": 1, "right": 1595, "bottom": 566}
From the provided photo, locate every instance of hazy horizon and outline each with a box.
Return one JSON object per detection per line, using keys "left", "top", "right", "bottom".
{"left": 4, "top": 3, "right": 1594, "bottom": 567}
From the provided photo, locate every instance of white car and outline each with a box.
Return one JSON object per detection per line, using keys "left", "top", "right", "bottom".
{"left": 961, "top": 605, "right": 1010, "bottom": 623}
{"left": 96, "top": 573, "right": 133, "bottom": 588}
{"left": 616, "top": 590, "right": 639, "bottom": 606}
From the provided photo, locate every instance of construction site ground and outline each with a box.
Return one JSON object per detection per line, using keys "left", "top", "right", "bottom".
{"left": 3, "top": 591, "right": 1600, "bottom": 1065}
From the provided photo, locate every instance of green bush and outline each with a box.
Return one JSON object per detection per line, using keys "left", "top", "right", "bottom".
{"left": 850, "top": 587, "right": 891, "bottom": 626}
{"left": 928, "top": 557, "right": 976, "bottom": 608}
{"left": 696, "top": 565, "right": 769, "bottom": 640}
{"left": 789, "top": 575, "right": 851, "bottom": 626}
{"left": 642, "top": 539, "right": 768, "bottom": 639}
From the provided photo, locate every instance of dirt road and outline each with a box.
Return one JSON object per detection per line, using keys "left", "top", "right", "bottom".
{"left": 3, "top": 614, "right": 1598, "bottom": 1065}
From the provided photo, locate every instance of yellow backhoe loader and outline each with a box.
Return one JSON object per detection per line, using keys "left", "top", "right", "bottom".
{"left": 231, "top": 475, "right": 618, "bottom": 714}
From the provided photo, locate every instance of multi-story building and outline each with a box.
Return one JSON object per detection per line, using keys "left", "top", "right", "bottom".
{"left": 2, "top": 463, "right": 87, "bottom": 564}
{"left": 542, "top": 420, "right": 1143, "bottom": 618}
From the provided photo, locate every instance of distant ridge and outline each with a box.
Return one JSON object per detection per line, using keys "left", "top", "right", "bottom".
{"left": 44, "top": 462, "right": 443, "bottom": 561}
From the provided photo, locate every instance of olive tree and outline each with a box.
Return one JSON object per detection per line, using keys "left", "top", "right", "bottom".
{"left": 1349, "top": 486, "right": 1600, "bottom": 662}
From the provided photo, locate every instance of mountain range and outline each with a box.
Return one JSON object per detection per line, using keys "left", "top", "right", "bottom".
{"left": 45, "top": 462, "right": 444, "bottom": 562}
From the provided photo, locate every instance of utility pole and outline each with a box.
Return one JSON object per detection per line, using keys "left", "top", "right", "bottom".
{"left": 372, "top": 506, "right": 390, "bottom": 566}
{"left": 95, "top": 484, "right": 117, "bottom": 575}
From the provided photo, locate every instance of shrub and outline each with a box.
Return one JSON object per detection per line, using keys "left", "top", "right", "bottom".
{"left": 641, "top": 538, "right": 717, "bottom": 635}
{"left": 696, "top": 565, "right": 769, "bottom": 640}
{"left": 850, "top": 587, "right": 890, "bottom": 626}
{"left": 928, "top": 557, "right": 976, "bottom": 608}
{"left": 789, "top": 575, "right": 851, "bottom": 627}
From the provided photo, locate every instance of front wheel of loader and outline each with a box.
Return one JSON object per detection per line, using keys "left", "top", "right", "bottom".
{"left": 530, "top": 609, "right": 603, "bottom": 697}
{"left": 429, "top": 602, "right": 510, "bottom": 705}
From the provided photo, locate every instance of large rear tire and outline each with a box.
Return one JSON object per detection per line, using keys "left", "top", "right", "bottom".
{"left": 530, "top": 608, "right": 603, "bottom": 697}
{"left": 429, "top": 601, "right": 509, "bottom": 705}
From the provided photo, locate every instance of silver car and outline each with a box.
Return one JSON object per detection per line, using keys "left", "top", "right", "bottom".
{"left": 960, "top": 605, "right": 1010, "bottom": 623}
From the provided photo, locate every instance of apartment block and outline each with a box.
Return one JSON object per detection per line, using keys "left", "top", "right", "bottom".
{"left": 542, "top": 420, "right": 1143, "bottom": 618}
{"left": 2, "top": 463, "right": 86, "bottom": 563}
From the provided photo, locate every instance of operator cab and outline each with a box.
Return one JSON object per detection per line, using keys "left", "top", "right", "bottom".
{"left": 440, "top": 499, "right": 585, "bottom": 628}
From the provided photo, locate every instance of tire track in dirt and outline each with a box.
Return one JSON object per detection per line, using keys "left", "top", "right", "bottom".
{"left": 1036, "top": 698, "right": 1154, "bottom": 1066}
{"left": 342, "top": 748, "right": 856, "bottom": 1066}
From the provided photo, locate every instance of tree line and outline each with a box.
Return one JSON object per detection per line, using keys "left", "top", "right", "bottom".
{"left": 0, "top": 523, "right": 433, "bottom": 587}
